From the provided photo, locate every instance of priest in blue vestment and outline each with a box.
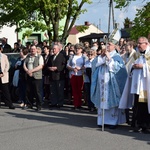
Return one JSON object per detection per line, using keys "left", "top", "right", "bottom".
{"left": 91, "top": 41, "right": 127, "bottom": 128}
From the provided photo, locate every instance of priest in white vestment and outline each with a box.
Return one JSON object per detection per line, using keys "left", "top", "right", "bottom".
{"left": 121, "top": 41, "right": 136, "bottom": 124}
{"left": 119, "top": 37, "right": 150, "bottom": 133}
{"left": 91, "top": 41, "right": 127, "bottom": 128}
{"left": 121, "top": 41, "right": 136, "bottom": 73}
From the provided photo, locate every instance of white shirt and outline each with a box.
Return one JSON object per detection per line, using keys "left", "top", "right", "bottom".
{"left": 84, "top": 58, "right": 94, "bottom": 83}
{"left": 70, "top": 55, "right": 84, "bottom": 76}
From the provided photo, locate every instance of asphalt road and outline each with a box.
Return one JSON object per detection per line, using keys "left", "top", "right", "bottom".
{"left": 0, "top": 103, "right": 149, "bottom": 150}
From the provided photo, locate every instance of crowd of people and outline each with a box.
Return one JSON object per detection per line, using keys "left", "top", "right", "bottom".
{"left": 0, "top": 36, "right": 150, "bottom": 133}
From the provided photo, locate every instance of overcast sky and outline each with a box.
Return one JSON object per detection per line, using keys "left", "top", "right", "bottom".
{"left": 76, "top": 0, "right": 149, "bottom": 33}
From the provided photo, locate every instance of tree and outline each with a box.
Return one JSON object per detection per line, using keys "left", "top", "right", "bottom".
{"left": 130, "top": 2, "right": 150, "bottom": 40}
{"left": 0, "top": 0, "right": 92, "bottom": 43}
{"left": 114, "top": 0, "right": 136, "bottom": 9}
{"left": 114, "top": 0, "right": 149, "bottom": 40}
{"left": 114, "top": 0, "right": 148, "bottom": 9}
{"left": 123, "top": 17, "right": 132, "bottom": 28}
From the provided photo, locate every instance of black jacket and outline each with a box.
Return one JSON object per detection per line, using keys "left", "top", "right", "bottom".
{"left": 42, "top": 54, "right": 51, "bottom": 76}
{"left": 2, "top": 44, "right": 11, "bottom": 53}
{"left": 47, "top": 53, "right": 66, "bottom": 81}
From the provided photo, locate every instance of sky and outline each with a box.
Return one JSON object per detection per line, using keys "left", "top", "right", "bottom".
{"left": 76, "top": 0, "right": 149, "bottom": 33}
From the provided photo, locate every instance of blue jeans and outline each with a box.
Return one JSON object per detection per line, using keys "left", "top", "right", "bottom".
{"left": 18, "top": 78, "right": 27, "bottom": 104}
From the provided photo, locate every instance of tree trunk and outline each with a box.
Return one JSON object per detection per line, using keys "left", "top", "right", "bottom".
{"left": 47, "top": 30, "right": 52, "bottom": 46}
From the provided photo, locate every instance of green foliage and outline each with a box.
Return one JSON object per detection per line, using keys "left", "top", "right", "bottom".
{"left": 123, "top": 17, "right": 132, "bottom": 28}
{"left": 114, "top": 0, "right": 136, "bottom": 9}
{"left": 114, "top": 0, "right": 149, "bottom": 40}
{"left": 0, "top": 0, "right": 92, "bottom": 42}
{"left": 22, "top": 30, "right": 33, "bottom": 39}
{"left": 76, "top": 25, "right": 89, "bottom": 32}
{"left": 130, "top": 2, "right": 150, "bottom": 40}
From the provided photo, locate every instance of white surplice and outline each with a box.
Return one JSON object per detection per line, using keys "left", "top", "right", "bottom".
{"left": 119, "top": 46, "right": 150, "bottom": 113}
{"left": 131, "top": 55, "right": 147, "bottom": 95}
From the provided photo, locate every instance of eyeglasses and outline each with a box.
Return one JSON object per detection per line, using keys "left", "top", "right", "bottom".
{"left": 75, "top": 48, "right": 82, "bottom": 50}
{"left": 137, "top": 42, "right": 146, "bottom": 45}
{"left": 88, "top": 54, "right": 93, "bottom": 56}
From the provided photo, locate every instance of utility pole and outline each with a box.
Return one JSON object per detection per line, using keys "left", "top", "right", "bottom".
{"left": 108, "top": 0, "right": 115, "bottom": 33}
{"left": 108, "top": 0, "right": 112, "bottom": 33}
{"left": 112, "top": 0, "right": 115, "bottom": 29}
{"left": 99, "top": 18, "right": 101, "bottom": 30}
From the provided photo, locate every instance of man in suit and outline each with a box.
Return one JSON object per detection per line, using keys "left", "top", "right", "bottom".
{"left": 47, "top": 44, "right": 66, "bottom": 108}
{"left": 2, "top": 37, "right": 12, "bottom": 53}
{"left": 0, "top": 45, "right": 15, "bottom": 109}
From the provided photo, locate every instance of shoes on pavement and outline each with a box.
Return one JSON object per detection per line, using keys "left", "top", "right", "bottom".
{"left": 57, "top": 105, "right": 63, "bottom": 108}
{"left": 20, "top": 103, "right": 24, "bottom": 107}
{"left": 9, "top": 105, "right": 15, "bottom": 109}
{"left": 109, "top": 125, "right": 117, "bottom": 129}
{"left": 22, "top": 105, "right": 28, "bottom": 110}
{"left": 141, "top": 128, "right": 150, "bottom": 134}
{"left": 22, "top": 104, "right": 33, "bottom": 110}
{"left": 36, "top": 106, "right": 41, "bottom": 111}
{"left": 49, "top": 104, "right": 57, "bottom": 108}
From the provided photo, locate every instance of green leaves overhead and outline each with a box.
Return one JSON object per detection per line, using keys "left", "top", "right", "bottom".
{"left": 130, "top": 2, "right": 150, "bottom": 40}
{"left": 76, "top": 25, "right": 89, "bottom": 33}
{"left": 0, "top": 0, "right": 92, "bottom": 42}
{"left": 114, "top": 0, "right": 136, "bottom": 9}
{"left": 114, "top": 0, "right": 149, "bottom": 40}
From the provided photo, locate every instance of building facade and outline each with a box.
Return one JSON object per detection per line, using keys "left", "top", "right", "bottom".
{"left": 68, "top": 21, "right": 103, "bottom": 44}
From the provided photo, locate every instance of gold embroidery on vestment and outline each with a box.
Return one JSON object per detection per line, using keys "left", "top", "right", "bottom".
{"left": 139, "top": 90, "right": 147, "bottom": 102}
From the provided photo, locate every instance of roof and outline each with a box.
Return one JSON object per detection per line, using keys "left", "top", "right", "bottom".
{"left": 79, "top": 33, "right": 109, "bottom": 40}
{"left": 69, "top": 24, "right": 91, "bottom": 35}
{"left": 79, "top": 29, "right": 130, "bottom": 41}
{"left": 69, "top": 26, "right": 80, "bottom": 34}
